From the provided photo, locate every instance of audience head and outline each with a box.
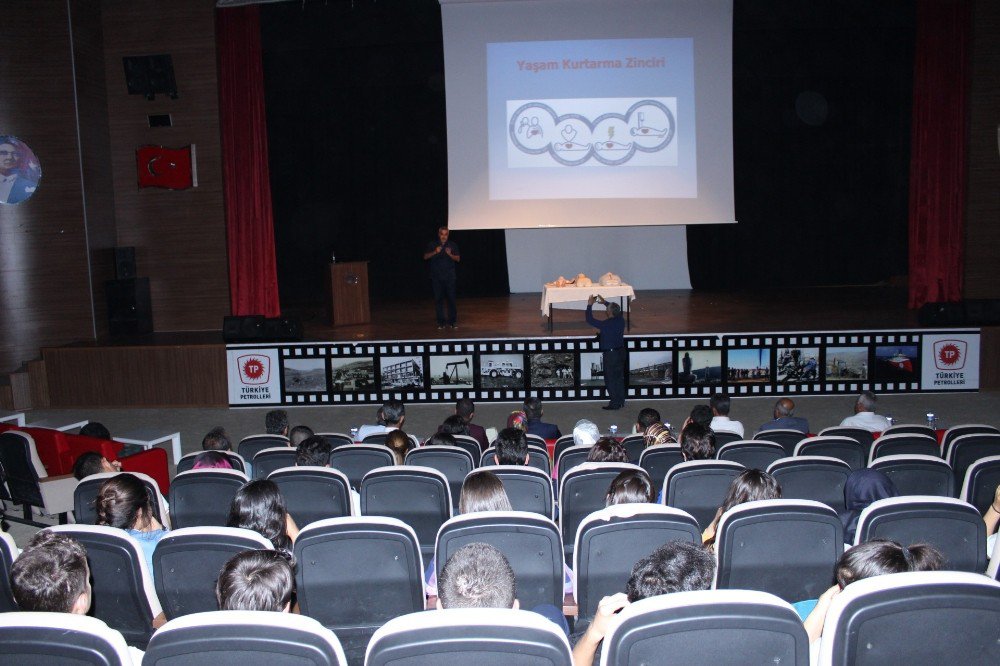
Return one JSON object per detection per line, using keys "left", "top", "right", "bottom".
{"left": 774, "top": 397, "right": 795, "bottom": 419}
{"left": 688, "top": 405, "right": 713, "bottom": 429}
{"left": 424, "top": 432, "right": 457, "bottom": 447}
{"left": 709, "top": 393, "right": 731, "bottom": 416}
{"left": 587, "top": 436, "right": 629, "bottom": 463}
{"left": 459, "top": 470, "right": 513, "bottom": 514}
{"left": 625, "top": 541, "right": 715, "bottom": 602}
{"left": 227, "top": 479, "right": 292, "bottom": 554}
{"left": 707, "top": 469, "right": 782, "bottom": 542}
{"left": 72, "top": 451, "right": 118, "bottom": 480}
{"left": 79, "top": 422, "right": 111, "bottom": 440}
{"left": 679, "top": 422, "right": 715, "bottom": 460}
{"left": 494, "top": 427, "right": 528, "bottom": 465}
{"left": 381, "top": 399, "right": 405, "bottom": 427}
{"left": 295, "top": 435, "right": 332, "bottom": 467}
{"left": 506, "top": 410, "right": 527, "bottom": 431}
{"left": 636, "top": 408, "right": 661, "bottom": 431}
{"left": 10, "top": 531, "right": 91, "bottom": 614}
{"left": 835, "top": 539, "right": 943, "bottom": 589}
{"left": 440, "top": 414, "right": 470, "bottom": 437}
{"left": 437, "top": 542, "right": 517, "bottom": 609}
{"left": 216, "top": 549, "right": 294, "bottom": 612}
{"left": 642, "top": 422, "right": 675, "bottom": 448}
{"left": 192, "top": 450, "right": 233, "bottom": 470}
{"left": 385, "top": 429, "right": 413, "bottom": 465}
{"left": 95, "top": 473, "right": 157, "bottom": 531}
{"left": 265, "top": 409, "right": 289, "bottom": 436}
{"left": 202, "top": 426, "right": 232, "bottom": 451}
{"left": 523, "top": 396, "right": 543, "bottom": 420}
{"left": 605, "top": 469, "right": 655, "bottom": 506}
{"left": 573, "top": 419, "right": 601, "bottom": 447}
{"left": 288, "top": 425, "right": 314, "bottom": 447}
{"left": 841, "top": 469, "right": 899, "bottom": 542}
{"left": 455, "top": 397, "right": 476, "bottom": 422}
{"left": 855, "top": 391, "right": 878, "bottom": 414}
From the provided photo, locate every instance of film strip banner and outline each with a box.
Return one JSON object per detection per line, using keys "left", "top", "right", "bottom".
{"left": 225, "top": 329, "right": 979, "bottom": 406}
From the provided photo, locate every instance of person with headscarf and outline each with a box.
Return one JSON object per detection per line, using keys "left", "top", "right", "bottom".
{"left": 840, "top": 469, "right": 899, "bottom": 544}
{"left": 506, "top": 410, "right": 527, "bottom": 431}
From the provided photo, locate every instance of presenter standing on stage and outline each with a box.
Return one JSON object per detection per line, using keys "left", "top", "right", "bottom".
{"left": 587, "top": 294, "right": 626, "bottom": 410}
{"left": 423, "top": 226, "right": 460, "bottom": 329}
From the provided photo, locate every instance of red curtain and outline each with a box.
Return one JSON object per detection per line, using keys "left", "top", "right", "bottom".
{"left": 217, "top": 5, "right": 281, "bottom": 317}
{"left": 907, "top": 0, "right": 971, "bottom": 309}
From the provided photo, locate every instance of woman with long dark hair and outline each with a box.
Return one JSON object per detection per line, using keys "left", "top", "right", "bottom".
{"left": 702, "top": 469, "right": 782, "bottom": 547}
{"left": 226, "top": 479, "right": 298, "bottom": 555}
{"left": 96, "top": 473, "right": 168, "bottom": 575}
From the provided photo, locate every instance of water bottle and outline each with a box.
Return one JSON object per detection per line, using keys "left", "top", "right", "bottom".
{"left": 331, "top": 250, "right": 337, "bottom": 264}
{"left": 926, "top": 412, "right": 937, "bottom": 429}
{"left": 885, "top": 415, "right": 894, "bottom": 427}
{"left": 609, "top": 424, "right": 618, "bottom": 437}
{"left": 350, "top": 427, "right": 358, "bottom": 441}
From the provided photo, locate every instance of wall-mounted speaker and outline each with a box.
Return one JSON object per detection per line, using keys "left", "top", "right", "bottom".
{"left": 106, "top": 278, "right": 152, "bottom": 336}
{"left": 114, "top": 246, "right": 136, "bottom": 279}
{"left": 123, "top": 54, "right": 178, "bottom": 100}
{"left": 223, "top": 316, "right": 265, "bottom": 343}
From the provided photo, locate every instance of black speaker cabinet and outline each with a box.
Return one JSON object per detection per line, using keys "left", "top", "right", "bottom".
{"left": 106, "top": 278, "right": 152, "bottom": 336}
{"left": 114, "top": 246, "right": 136, "bottom": 279}
{"left": 263, "top": 317, "right": 304, "bottom": 342}
{"left": 223, "top": 315, "right": 266, "bottom": 342}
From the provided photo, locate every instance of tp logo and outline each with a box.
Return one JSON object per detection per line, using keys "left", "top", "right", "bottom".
{"left": 238, "top": 354, "right": 270, "bottom": 385}
{"left": 933, "top": 340, "right": 966, "bottom": 370}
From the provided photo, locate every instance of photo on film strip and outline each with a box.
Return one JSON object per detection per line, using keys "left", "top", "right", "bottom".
{"left": 628, "top": 350, "right": 673, "bottom": 386}
{"left": 529, "top": 352, "right": 575, "bottom": 388}
{"left": 776, "top": 347, "right": 820, "bottom": 383}
{"left": 479, "top": 353, "right": 525, "bottom": 389}
{"left": 379, "top": 355, "right": 425, "bottom": 390}
{"left": 825, "top": 346, "right": 869, "bottom": 382}
{"left": 282, "top": 356, "right": 328, "bottom": 393}
{"left": 678, "top": 349, "right": 721, "bottom": 385}
{"left": 874, "top": 344, "right": 919, "bottom": 383}
{"left": 580, "top": 351, "right": 606, "bottom": 388}
{"left": 726, "top": 348, "right": 771, "bottom": 384}
{"left": 330, "top": 356, "right": 375, "bottom": 393}
{"left": 429, "top": 354, "right": 474, "bottom": 389}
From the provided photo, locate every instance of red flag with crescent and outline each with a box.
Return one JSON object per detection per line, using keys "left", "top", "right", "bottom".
{"left": 136, "top": 144, "right": 197, "bottom": 189}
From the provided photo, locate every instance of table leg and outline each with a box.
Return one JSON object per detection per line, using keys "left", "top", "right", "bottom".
{"left": 622, "top": 296, "right": 630, "bottom": 332}
{"left": 549, "top": 304, "right": 553, "bottom": 333}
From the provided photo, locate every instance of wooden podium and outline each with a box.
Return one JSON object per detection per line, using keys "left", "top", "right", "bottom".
{"left": 328, "top": 261, "right": 370, "bottom": 326}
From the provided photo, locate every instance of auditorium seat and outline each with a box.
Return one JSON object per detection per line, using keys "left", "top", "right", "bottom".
{"left": 553, "top": 434, "right": 577, "bottom": 464}
{"left": 712, "top": 430, "right": 743, "bottom": 447}
{"left": 817, "top": 426, "right": 875, "bottom": 458}
{"left": 753, "top": 428, "right": 808, "bottom": 457}
{"left": 144, "top": 610, "right": 347, "bottom": 666}
{"left": 329, "top": 444, "right": 395, "bottom": 490}
{"left": 882, "top": 423, "right": 936, "bottom": 439}
{"left": 269, "top": 466, "right": 354, "bottom": 526}
{"left": 153, "top": 526, "right": 272, "bottom": 620}
{"left": 560, "top": 462, "right": 643, "bottom": 560}
{"left": 168, "top": 469, "right": 248, "bottom": 528}
{"left": 620, "top": 434, "right": 646, "bottom": 463}
{"left": 817, "top": 571, "right": 1000, "bottom": 666}
{"left": 488, "top": 465, "right": 555, "bottom": 520}
{"left": 602, "top": 590, "right": 810, "bottom": 666}
{"left": 435, "top": 511, "right": 563, "bottom": 610}
{"left": 0, "top": 612, "right": 135, "bottom": 665}
{"left": 662, "top": 460, "right": 745, "bottom": 530}
{"left": 0, "top": 529, "right": 18, "bottom": 612}
{"left": 237, "top": 434, "right": 290, "bottom": 464}
{"left": 868, "top": 454, "right": 954, "bottom": 498}
{"left": 941, "top": 423, "right": 999, "bottom": 451}
{"left": 555, "top": 444, "right": 592, "bottom": 488}
{"left": 316, "top": 432, "right": 354, "bottom": 448}
{"left": 0, "top": 430, "right": 76, "bottom": 527}
{"left": 405, "top": 445, "right": 475, "bottom": 512}
{"left": 448, "top": 434, "right": 483, "bottom": 461}
{"left": 361, "top": 432, "right": 388, "bottom": 445}
{"left": 365, "top": 608, "right": 572, "bottom": 666}
{"left": 75, "top": 471, "right": 170, "bottom": 528}
{"left": 175, "top": 450, "right": 247, "bottom": 475}
{"left": 868, "top": 433, "right": 940, "bottom": 465}
{"left": 714, "top": 499, "right": 843, "bottom": 603}
{"left": 716, "top": 440, "right": 785, "bottom": 470}
{"left": 251, "top": 446, "right": 298, "bottom": 479}
{"left": 945, "top": 432, "right": 1000, "bottom": 490}
{"left": 794, "top": 436, "right": 867, "bottom": 472}
{"left": 47, "top": 524, "right": 161, "bottom": 649}
{"left": 767, "top": 456, "right": 852, "bottom": 515}
{"left": 574, "top": 504, "right": 700, "bottom": 625}
{"left": 361, "top": 466, "right": 451, "bottom": 558}
{"left": 959, "top": 454, "right": 1000, "bottom": 516}
{"left": 525, "top": 433, "right": 547, "bottom": 450}
{"left": 480, "top": 444, "right": 551, "bottom": 474}
{"left": 638, "top": 444, "right": 684, "bottom": 495}
{"left": 854, "top": 496, "right": 987, "bottom": 572}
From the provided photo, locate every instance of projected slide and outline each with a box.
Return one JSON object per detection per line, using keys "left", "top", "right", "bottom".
{"left": 488, "top": 38, "right": 695, "bottom": 200}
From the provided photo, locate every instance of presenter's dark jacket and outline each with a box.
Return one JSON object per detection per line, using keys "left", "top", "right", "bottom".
{"left": 425, "top": 240, "right": 460, "bottom": 279}
{"left": 586, "top": 304, "right": 625, "bottom": 350}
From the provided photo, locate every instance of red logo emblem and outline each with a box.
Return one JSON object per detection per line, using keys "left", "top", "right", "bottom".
{"left": 238, "top": 354, "right": 270, "bottom": 384}
{"left": 933, "top": 340, "right": 966, "bottom": 370}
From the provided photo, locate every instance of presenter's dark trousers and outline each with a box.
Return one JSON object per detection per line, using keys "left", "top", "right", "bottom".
{"left": 432, "top": 275, "right": 457, "bottom": 326}
{"left": 603, "top": 347, "right": 626, "bottom": 408}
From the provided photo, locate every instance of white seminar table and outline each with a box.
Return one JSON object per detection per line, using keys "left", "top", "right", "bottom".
{"left": 0, "top": 412, "right": 26, "bottom": 426}
{"left": 540, "top": 284, "right": 636, "bottom": 333}
{"left": 114, "top": 429, "right": 182, "bottom": 466}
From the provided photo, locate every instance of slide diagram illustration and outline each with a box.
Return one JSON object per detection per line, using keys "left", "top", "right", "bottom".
{"left": 507, "top": 98, "right": 676, "bottom": 167}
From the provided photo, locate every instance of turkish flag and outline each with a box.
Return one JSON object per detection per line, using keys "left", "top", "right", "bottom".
{"left": 136, "top": 144, "right": 197, "bottom": 189}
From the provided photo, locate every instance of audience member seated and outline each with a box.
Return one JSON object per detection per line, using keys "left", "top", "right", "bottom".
{"left": 265, "top": 409, "right": 289, "bottom": 437}
{"left": 642, "top": 422, "right": 675, "bottom": 447}
{"left": 572, "top": 541, "right": 715, "bottom": 666}
{"left": 633, "top": 408, "right": 661, "bottom": 435}
{"left": 288, "top": 425, "right": 314, "bottom": 447}
{"left": 679, "top": 422, "right": 716, "bottom": 461}
{"left": 758, "top": 397, "right": 810, "bottom": 434}
{"left": 439, "top": 415, "right": 471, "bottom": 439}
{"left": 455, "top": 398, "right": 489, "bottom": 451}
{"left": 798, "top": 539, "right": 943, "bottom": 642}
{"left": 840, "top": 469, "right": 899, "bottom": 544}
{"left": 839, "top": 391, "right": 891, "bottom": 432}
{"left": 424, "top": 432, "right": 457, "bottom": 447}
{"left": 709, "top": 393, "right": 744, "bottom": 437}
{"left": 493, "top": 427, "right": 529, "bottom": 466}
{"left": 357, "top": 400, "right": 405, "bottom": 441}
{"left": 79, "top": 422, "right": 112, "bottom": 441}
{"left": 573, "top": 419, "right": 601, "bottom": 448}
{"left": 587, "top": 437, "right": 629, "bottom": 463}
{"left": 385, "top": 430, "right": 414, "bottom": 465}
{"left": 506, "top": 410, "right": 527, "bottom": 431}
{"left": 295, "top": 435, "right": 333, "bottom": 467}
{"left": 701, "top": 469, "right": 782, "bottom": 548}
{"left": 524, "top": 397, "right": 561, "bottom": 439}
{"left": 226, "top": 480, "right": 298, "bottom": 556}
{"left": 685, "top": 405, "right": 713, "bottom": 432}
{"left": 10, "top": 531, "right": 91, "bottom": 614}
{"left": 72, "top": 450, "right": 121, "bottom": 480}
{"left": 605, "top": 470, "right": 655, "bottom": 506}
{"left": 192, "top": 450, "right": 232, "bottom": 470}
{"left": 202, "top": 426, "right": 233, "bottom": 451}
{"left": 436, "top": 542, "right": 569, "bottom": 636}
{"left": 216, "top": 549, "right": 295, "bottom": 613}
{"left": 96, "top": 473, "right": 168, "bottom": 576}
{"left": 983, "top": 484, "right": 999, "bottom": 555}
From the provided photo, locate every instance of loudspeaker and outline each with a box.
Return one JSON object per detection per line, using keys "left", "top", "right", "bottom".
{"left": 106, "top": 278, "right": 152, "bottom": 336}
{"left": 263, "top": 317, "right": 304, "bottom": 342}
{"left": 123, "top": 54, "right": 177, "bottom": 100}
{"left": 223, "top": 315, "right": 266, "bottom": 342}
{"left": 918, "top": 299, "right": 1000, "bottom": 327}
{"left": 114, "top": 246, "right": 136, "bottom": 279}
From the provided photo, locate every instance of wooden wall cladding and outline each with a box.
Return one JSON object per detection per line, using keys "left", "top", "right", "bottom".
{"left": 964, "top": 0, "right": 1000, "bottom": 299}
{"left": 0, "top": 1, "right": 97, "bottom": 374}
{"left": 43, "top": 343, "right": 228, "bottom": 407}
{"left": 101, "top": 0, "right": 230, "bottom": 331}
